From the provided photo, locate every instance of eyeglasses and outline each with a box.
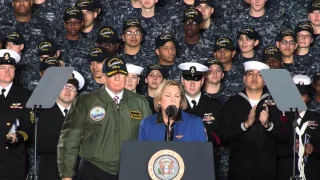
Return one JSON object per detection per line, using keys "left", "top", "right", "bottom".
{"left": 280, "top": 40, "right": 296, "bottom": 46}
{"left": 63, "top": 85, "right": 77, "bottom": 91}
{"left": 184, "top": 21, "right": 198, "bottom": 26}
{"left": 65, "top": 21, "right": 82, "bottom": 26}
{"left": 297, "top": 34, "right": 312, "bottom": 39}
{"left": 125, "top": 31, "right": 142, "bottom": 36}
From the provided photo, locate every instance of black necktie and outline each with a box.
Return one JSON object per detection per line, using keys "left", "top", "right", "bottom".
{"left": 64, "top": 109, "right": 68, "bottom": 117}
{"left": 191, "top": 100, "right": 197, "bottom": 109}
{"left": 0, "top": 89, "right": 6, "bottom": 99}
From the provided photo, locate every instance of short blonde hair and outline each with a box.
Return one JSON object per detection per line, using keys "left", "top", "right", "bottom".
{"left": 153, "top": 80, "right": 188, "bottom": 112}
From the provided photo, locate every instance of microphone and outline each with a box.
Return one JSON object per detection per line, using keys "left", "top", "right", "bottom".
{"left": 165, "top": 105, "right": 177, "bottom": 118}
{"left": 165, "top": 105, "right": 177, "bottom": 142}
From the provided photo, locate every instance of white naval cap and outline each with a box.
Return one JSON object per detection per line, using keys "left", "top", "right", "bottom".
{"left": 293, "top": 74, "right": 312, "bottom": 95}
{"left": 178, "top": 62, "right": 209, "bottom": 74}
{"left": 68, "top": 70, "right": 85, "bottom": 90}
{"left": 0, "top": 49, "right": 21, "bottom": 64}
{"left": 293, "top": 75, "right": 311, "bottom": 85}
{"left": 243, "top": 61, "right": 270, "bottom": 72}
{"left": 126, "top": 63, "right": 144, "bottom": 76}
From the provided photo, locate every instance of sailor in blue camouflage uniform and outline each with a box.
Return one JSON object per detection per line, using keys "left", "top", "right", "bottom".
{"left": 219, "top": 0, "right": 250, "bottom": 20}
{"left": 5, "top": 31, "right": 25, "bottom": 86}
{"left": 308, "top": 0, "right": 320, "bottom": 49}
{"left": 33, "top": 0, "right": 64, "bottom": 31}
{"left": 176, "top": 7, "right": 213, "bottom": 64}
{"left": 228, "top": 0, "right": 286, "bottom": 52}
{"left": 37, "top": 38, "right": 64, "bottom": 66}
{"left": 194, "top": 0, "right": 230, "bottom": 45}
{"left": 101, "top": 0, "right": 140, "bottom": 38}
{"left": 202, "top": 58, "right": 230, "bottom": 180}
{"left": 57, "top": 7, "right": 95, "bottom": 94}
{"left": 96, "top": 26, "right": 121, "bottom": 56}
{"left": 0, "top": 0, "right": 11, "bottom": 18}
{"left": 96, "top": 26, "right": 120, "bottom": 56}
{"left": 59, "top": 0, "right": 80, "bottom": 33}
{"left": 81, "top": 47, "right": 107, "bottom": 94}
{"left": 235, "top": 27, "right": 262, "bottom": 64}
{"left": 279, "top": 0, "right": 312, "bottom": 29}
{"left": 164, "top": 0, "right": 193, "bottom": 28}
{"left": 0, "top": 0, "right": 56, "bottom": 91}
{"left": 154, "top": 32, "right": 182, "bottom": 83}
{"left": 138, "top": 0, "right": 174, "bottom": 56}
{"left": 294, "top": 21, "right": 320, "bottom": 78}
{"left": 76, "top": 0, "right": 101, "bottom": 42}
{"left": 202, "top": 58, "right": 229, "bottom": 104}
{"left": 5, "top": 31, "right": 25, "bottom": 56}
{"left": 213, "top": 37, "right": 245, "bottom": 97}
{"left": 60, "top": 0, "right": 78, "bottom": 9}
{"left": 263, "top": 46, "right": 283, "bottom": 69}
{"left": 275, "top": 28, "right": 298, "bottom": 74}
{"left": 39, "top": 57, "right": 60, "bottom": 77}
{"left": 118, "top": 19, "right": 156, "bottom": 68}
{"left": 142, "top": 64, "right": 165, "bottom": 113}
{"left": 308, "top": 72, "right": 320, "bottom": 113}
{"left": 98, "top": 0, "right": 114, "bottom": 22}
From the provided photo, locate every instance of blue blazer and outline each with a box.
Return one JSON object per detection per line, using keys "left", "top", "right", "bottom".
{"left": 138, "top": 110, "right": 207, "bottom": 142}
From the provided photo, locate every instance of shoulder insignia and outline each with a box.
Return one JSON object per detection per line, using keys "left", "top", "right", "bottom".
{"left": 30, "top": 111, "right": 34, "bottom": 124}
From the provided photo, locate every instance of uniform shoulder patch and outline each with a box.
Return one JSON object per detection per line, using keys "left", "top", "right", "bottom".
{"left": 90, "top": 106, "right": 105, "bottom": 121}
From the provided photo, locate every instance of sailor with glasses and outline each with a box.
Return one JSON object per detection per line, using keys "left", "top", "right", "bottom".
{"left": 293, "top": 21, "right": 320, "bottom": 78}
{"left": 118, "top": 19, "right": 156, "bottom": 69}
{"left": 176, "top": 7, "right": 213, "bottom": 64}
{"left": 275, "top": 28, "right": 298, "bottom": 74}
{"left": 37, "top": 70, "right": 84, "bottom": 180}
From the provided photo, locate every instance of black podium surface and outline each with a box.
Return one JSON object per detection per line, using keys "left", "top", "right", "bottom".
{"left": 119, "top": 141, "right": 215, "bottom": 180}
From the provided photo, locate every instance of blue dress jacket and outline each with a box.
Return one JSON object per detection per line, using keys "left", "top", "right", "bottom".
{"left": 138, "top": 110, "right": 207, "bottom": 142}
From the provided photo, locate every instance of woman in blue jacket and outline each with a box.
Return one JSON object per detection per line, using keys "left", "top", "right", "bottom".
{"left": 138, "top": 80, "right": 207, "bottom": 142}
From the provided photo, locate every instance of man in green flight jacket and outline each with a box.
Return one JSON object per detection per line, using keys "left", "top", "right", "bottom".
{"left": 57, "top": 56, "right": 152, "bottom": 180}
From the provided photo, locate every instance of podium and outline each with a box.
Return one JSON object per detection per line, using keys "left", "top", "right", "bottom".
{"left": 119, "top": 141, "right": 215, "bottom": 180}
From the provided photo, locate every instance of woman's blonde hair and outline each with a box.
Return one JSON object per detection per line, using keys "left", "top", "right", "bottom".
{"left": 153, "top": 80, "right": 188, "bottom": 112}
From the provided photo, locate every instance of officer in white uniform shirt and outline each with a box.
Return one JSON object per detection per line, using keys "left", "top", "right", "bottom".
{"left": 125, "top": 63, "right": 144, "bottom": 93}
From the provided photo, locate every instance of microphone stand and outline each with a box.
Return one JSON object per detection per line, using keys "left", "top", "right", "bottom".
{"left": 166, "top": 115, "right": 172, "bottom": 142}
{"left": 26, "top": 105, "right": 42, "bottom": 180}
{"left": 290, "top": 108, "right": 301, "bottom": 180}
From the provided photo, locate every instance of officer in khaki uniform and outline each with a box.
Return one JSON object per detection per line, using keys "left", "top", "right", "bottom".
{"left": 57, "top": 56, "right": 152, "bottom": 180}
{"left": 0, "top": 49, "right": 32, "bottom": 180}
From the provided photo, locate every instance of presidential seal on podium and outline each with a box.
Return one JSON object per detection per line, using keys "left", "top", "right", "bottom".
{"left": 148, "top": 149, "right": 185, "bottom": 180}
